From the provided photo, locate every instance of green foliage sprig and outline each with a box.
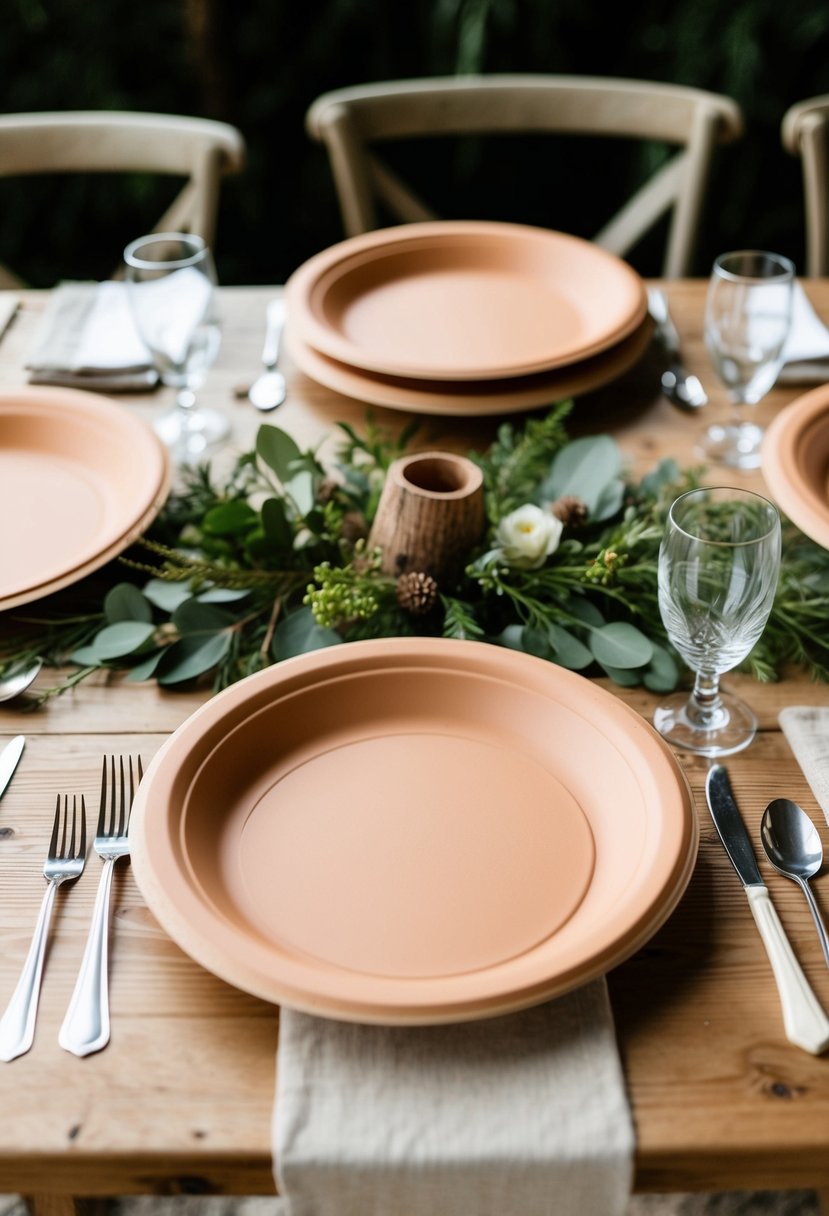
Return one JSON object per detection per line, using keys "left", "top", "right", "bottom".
{"left": 4, "top": 402, "right": 829, "bottom": 707}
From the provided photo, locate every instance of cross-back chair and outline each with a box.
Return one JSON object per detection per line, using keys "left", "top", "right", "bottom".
{"left": 0, "top": 110, "right": 246, "bottom": 287}
{"left": 782, "top": 95, "right": 829, "bottom": 276}
{"left": 306, "top": 75, "right": 744, "bottom": 278}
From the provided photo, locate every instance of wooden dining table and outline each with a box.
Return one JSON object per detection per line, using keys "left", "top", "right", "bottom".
{"left": 1, "top": 280, "right": 829, "bottom": 1216}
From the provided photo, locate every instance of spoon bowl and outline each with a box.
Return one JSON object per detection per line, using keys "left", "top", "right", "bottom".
{"left": 248, "top": 297, "right": 287, "bottom": 412}
{"left": 761, "top": 797, "right": 829, "bottom": 967}
{"left": 0, "top": 658, "right": 42, "bottom": 704}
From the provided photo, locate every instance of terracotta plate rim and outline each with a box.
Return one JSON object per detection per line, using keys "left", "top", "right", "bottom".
{"left": 0, "top": 386, "right": 170, "bottom": 610}
{"left": 286, "top": 316, "right": 653, "bottom": 417}
{"left": 286, "top": 221, "right": 647, "bottom": 380}
{"left": 762, "top": 383, "right": 829, "bottom": 549}
{"left": 130, "top": 638, "right": 698, "bottom": 1025}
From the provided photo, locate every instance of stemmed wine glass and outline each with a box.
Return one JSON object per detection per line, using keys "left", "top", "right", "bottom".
{"left": 700, "top": 250, "right": 795, "bottom": 470}
{"left": 654, "top": 486, "right": 781, "bottom": 757}
{"left": 123, "top": 232, "right": 228, "bottom": 462}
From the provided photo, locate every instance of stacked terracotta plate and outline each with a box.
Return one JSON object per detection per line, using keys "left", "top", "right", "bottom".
{"left": 285, "top": 221, "right": 651, "bottom": 415}
{"left": 763, "top": 383, "right": 829, "bottom": 550}
{"left": 130, "top": 637, "right": 698, "bottom": 1025}
{"left": 0, "top": 386, "right": 170, "bottom": 611}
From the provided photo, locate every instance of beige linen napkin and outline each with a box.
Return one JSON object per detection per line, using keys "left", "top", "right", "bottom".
{"left": 779, "top": 706, "right": 829, "bottom": 823}
{"left": 273, "top": 978, "right": 634, "bottom": 1216}
{"left": 778, "top": 282, "right": 829, "bottom": 384}
{"left": 25, "top": 280, "right": 158, "bottom": 391}
{"left": 0, "top": 292, "right": 19, "bottom": 342}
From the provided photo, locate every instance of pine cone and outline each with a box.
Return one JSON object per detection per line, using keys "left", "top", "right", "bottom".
{"left": 396, "top": 571, "right": 439, "bottom": 615}
{"left": 550, "top": 495, "right": 588, "bottom": 527}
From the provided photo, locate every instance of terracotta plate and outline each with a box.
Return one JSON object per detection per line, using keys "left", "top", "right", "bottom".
{"left": 130, "top": 638, "right": 697, "bottom": 1025}
{"left": 286, "top": 222, "right": 647, "bottom": 381}
{"left": 763, "top": 384, "right": 829, "bottom": 549}
{"left": 286, "top": 316, "right": 652, "bottom": 417}
{"left": 0, "top": 387, "right": 169, "bottom": 610}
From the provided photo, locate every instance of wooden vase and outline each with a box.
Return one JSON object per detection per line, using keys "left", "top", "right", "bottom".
{"left": 368, "top": 451, "right": 486, "bottom": 584}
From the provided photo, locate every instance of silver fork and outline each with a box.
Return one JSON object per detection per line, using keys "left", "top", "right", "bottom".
{"left": 59, "top": 755, "right": 142, "bottom": 1057}
{"left": 0, "top": 794, "right": 87, "bottom": 1061}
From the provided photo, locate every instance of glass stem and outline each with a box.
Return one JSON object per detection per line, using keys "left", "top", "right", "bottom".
{"left": 689, "top": 669, "right": 723, "bottom": 728}
{"left": 176, "top": 388, "right": 196, "bottom": 412}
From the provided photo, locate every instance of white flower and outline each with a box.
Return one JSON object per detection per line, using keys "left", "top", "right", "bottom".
{"left": 494, "top": 504, "right": 563, "bottom": 569}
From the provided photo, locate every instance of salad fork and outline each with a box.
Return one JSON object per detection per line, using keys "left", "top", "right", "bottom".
{"left": 59, "top": 755, "right": 142, "bottom": 1057}
{"left": 0, "top": 794, "right": 87, "bottom": 1061}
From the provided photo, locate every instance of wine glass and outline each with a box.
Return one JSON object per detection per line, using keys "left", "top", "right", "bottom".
{"left": 653, "top": 486, "right": 781, "bottom": 757}
{"left": 123, "top": 232, "right": 228, "bottom": 462}
{"left": 700, "top": 250, "right": 795, "bottom": 470}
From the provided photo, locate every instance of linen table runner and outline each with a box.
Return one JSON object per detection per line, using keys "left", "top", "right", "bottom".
{"left": 779, "top": 706, "right": 829, "bottom": 823}
{"left": 273, "top": 976, "right": 634, "bottom": 1216}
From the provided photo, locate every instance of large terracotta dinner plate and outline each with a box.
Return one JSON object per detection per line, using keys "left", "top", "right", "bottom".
{"left": 286, "top": 315, "right": 652, "bottom": 417}
{"left": 286, "top": 221, "right": 648, "bottom": 381}
{"left": 130, "top": 638, "right": 697, "bottom": 1025}
{"left": 0, "top": 387, "right": 169, "bottom": 611}
{"left": 763, "top": 383, "right": 829, "bottom": 549}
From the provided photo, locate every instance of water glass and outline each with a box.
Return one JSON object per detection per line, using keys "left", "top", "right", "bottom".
{"left": 700, "top": 250, "right": 795, "bottom": 470}
{"left": 654, "top": 486, "right": 781, "bottom": 757}
{"left": 124, "top": 232, "right": 228, "bottom": 463}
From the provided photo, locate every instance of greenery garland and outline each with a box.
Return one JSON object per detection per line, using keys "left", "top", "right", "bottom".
{"left": 3, "top": 400, "right": 829, "bottom": 708}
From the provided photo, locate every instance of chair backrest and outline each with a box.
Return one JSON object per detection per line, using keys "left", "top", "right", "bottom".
{"left": 0, "top": 110, "right": 246, "bottom": 287}
{"left": 306, "top": 75, "right": 744, "bottom": 278}
{"left": 782, "top": 95, "right": 829, "bottom": 277}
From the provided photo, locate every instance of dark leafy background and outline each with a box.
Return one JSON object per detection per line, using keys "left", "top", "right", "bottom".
{"left": 2, "top": 0, "right": 829, "bottom": 287}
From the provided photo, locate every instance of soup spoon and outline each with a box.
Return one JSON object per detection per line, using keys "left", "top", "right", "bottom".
{"left": 0, "top": 659, "right": 42, "bottom": 704}
{"left": 248, "top": 298, "right": 287, "bottom": 412}
{"left": 761, "top": 797, "right": 829, "bottom": 968}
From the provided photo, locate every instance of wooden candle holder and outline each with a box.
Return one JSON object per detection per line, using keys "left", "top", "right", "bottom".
{"left": 368, "top": 451, "right": 485, "bottom": 584}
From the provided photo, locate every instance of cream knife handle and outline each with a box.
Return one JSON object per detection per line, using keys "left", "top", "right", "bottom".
{"left": 746, "top": 884, "right": 829, "bottom": 1055}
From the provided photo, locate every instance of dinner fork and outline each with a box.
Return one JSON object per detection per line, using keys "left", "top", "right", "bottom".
{"left": 59, "top": 755, "right": 142, "bottom": 1057}
{"left": 0, "top": 794, "right": 87, "bottom": 1061}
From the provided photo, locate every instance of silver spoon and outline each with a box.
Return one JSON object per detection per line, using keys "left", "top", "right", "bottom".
{"left": 647, "top": 287, "right": 709, "bottom": 412}
{"left": 248, "top": 298, "right": 287, "bottom": 412}
{"left": 761, "top": 797, "right": 829, "bottom": 968}
{"left": 0, "top": 658, "right": 42, "bottom": 704}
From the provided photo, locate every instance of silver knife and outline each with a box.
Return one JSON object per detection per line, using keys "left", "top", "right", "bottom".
{"left": 706, "top": 765, "right": 829, "bottom": 1055}
{"left": 0, "top": 735, "right": 24, "bottom": 800}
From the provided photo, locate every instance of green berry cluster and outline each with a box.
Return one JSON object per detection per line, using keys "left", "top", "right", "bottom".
{"left": 304, "top": 562, "right": 380, "bottom": 628}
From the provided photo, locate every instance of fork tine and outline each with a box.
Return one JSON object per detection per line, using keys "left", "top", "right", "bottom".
{"left": 78, "top": 795, "right": 87, "bottom": 858}
{"left": 68, "top": 795, "right": 76, "bottom": 859}
{"left": 117, "top": 756, "right": 126, "bottom": 837}
{"left": 96, "top": 755, "right": 108, "bottom": 837}
{"left": 48, "top": 794, "right": 61, "bottom": 858}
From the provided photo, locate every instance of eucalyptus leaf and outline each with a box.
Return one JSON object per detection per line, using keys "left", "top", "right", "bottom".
{"left": 495, "top": 624, "right": 525, "bottom": 651}
{"left": 272, "top": 607, "right": 342, "bottom": 661}
{"left": 202, "top": 500, "right": 258, "bottom": 536}
{"left": 589, "top": 622, "right": 653, "bottom": 670}
{"left": 567, "top": 597, "right": 606, "bottom": 628}
{"left": 197, "top": 587, "right": 251, "bottom": 604}
{"left": 640, "top": 459, "right": 681, "bottom": 498}
{"left": 520, "top": 624, "right": 553, "bottom": 659}
{"left": 86, "top": 621, "right": 157, "bottom": 660}
{"left": 157, "top": 633, "right": 232, "bottom": 685}
{"left": 126, "top": 651, "right": 164, "bottom": 682}
{"left": 172, "top": 599, "right": 236, "bottom": 634}
{"left": 286, "top": 470, "right": 315, "bottom": 516}
{"left": 598, "top": 663, "right": 642, "bottom": 687}
{"left": 591, "top": 478, "right": 626, "bottom": 523}
{"left": 541, "top": 435, "right": 621, "bottom": 513}
{"left": 261, "top": 496, "right": 294, "bottom": 548}
{"left": 142, "top": 579, "right": 193, "bottom": 613}
{"left": 547, "top": 624, "right": 593, "bottom": 670}
{"left": 69, "top": 645, "right": 107, "bottom": 667}
{"left": 642, "top": 642, "right": 681, "bottom": 693}
{"left": 257, "top": 425, "right": 302, "bottom": 484}
{"left": 104, "top": 583, "right": 153, "bottom": 624}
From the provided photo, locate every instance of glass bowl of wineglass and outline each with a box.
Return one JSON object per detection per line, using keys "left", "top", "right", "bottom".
{"left": 701, "top": 250, "right": 795, "bottom": 470}
{"left": 123, "top": 232, "right": 228, "bottom": 463}
{"left": 653, "top": 486, "right": 781, "bottom": 757}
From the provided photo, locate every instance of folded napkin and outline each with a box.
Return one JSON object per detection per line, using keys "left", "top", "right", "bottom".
{"left": 779, "top": 706, "right": 829, "bottom": 824}
{"left": 273, "top": 978, "right": 634, "bottom": 1216}
{"left": 25, "top": 280, "right": 159, "bottom": 392}
{"left": 778, "top": 282, "right": 829, "bottom": 384}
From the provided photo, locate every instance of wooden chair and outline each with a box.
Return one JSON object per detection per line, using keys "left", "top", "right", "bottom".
{"left": 0, "top": 110, "right": 246, "bottom": 287}
{"left": 782, "top": 95, "right": 829, "bottom": 276}
{"left": 305, "top": 75, "right": 744, "bottom": 278}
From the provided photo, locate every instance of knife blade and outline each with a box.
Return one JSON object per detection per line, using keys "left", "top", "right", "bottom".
{"left": 706, "top": 764, "right": 829, "bottom": 1055}
{"left": 0, "top": 735, "right": 24, "bottom": 801}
